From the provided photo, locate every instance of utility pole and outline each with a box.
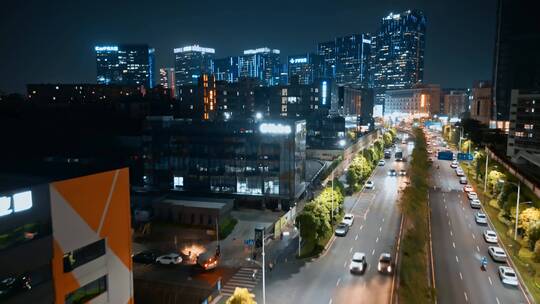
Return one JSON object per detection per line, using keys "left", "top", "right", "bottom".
{"left": 484, "top": 146, "right": 489, "bottom": 192}
{"left": 515, "top": 181, "right": 521, "bottom": 240}
{"left": 298, "top": 223, "right": 301, "bottom": 257}
{"left": 331, "top": 170, "right": 334, "bottom": 223}
{"left": 262, "top": 230, "right": 266, "bottom": 304}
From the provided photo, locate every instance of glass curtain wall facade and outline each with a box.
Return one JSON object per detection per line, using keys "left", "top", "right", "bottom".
{"left": 95, "top": 44, "right": 155, "bottom": 88}
{"left": 335, "top": 34, "right": 372, "bottom": 88}
{"left": 174, "top": 45, "right": 215, "bottom": 88}
{"left": 214, "top": 56, "right": 239, "bottom": 83}
{"left": 239, "top": 48, "right": 281, "bottom": 86}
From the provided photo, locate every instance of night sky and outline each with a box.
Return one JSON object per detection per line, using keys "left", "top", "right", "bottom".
{"left": 1, "top": 0, "right": 496, "bottom": 94}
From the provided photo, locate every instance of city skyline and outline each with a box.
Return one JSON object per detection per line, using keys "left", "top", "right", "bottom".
{"left": 1, "top": 0, "right": 496, "bottom": 93}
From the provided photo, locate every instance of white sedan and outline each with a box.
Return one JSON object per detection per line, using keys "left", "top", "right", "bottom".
{"left": 489, "top": 246, "right": 507, "bottom": 262}
{"left": 342, "top": 213, "right": 354, "bottom": 226}
{"left": 468, "top": 192, "right": 478, "bottom": 200}
{"left": 156, "top": 253, "right": 183, "bottom": 265}
{"left": 475, "top": 212, "right": 488, "bottom": 224}
{"left": 378, "top": 160, "right": 386, "bottom": 166}
{"left": 365, "top": 181, "right": 375, "bottom": 189}
{"left": 350, "top": 252, "right": 367, "bottom": 274}
{"left": 470, "top": 199, "right": 482, "bottom": 209}
{"left": 456, "top": 169, "right": 465, "bottom": 177}
{"left": 498, "top": 266, "right": 519, "bottom": 286}
{"left": 483, "top": 230, "right": 498, "bottom": 244}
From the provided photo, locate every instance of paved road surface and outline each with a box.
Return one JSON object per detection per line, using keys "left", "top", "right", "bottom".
{"left": 430, "top": 142, "right": 529, "bottom": 304}
{"left": 251, "top": 141, "right": 412, "bottom": 304}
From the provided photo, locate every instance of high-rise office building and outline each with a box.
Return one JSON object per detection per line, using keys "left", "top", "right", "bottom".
{"left": 174, "top": 45, "right": 215, "bottom": 88}
{"left": 159, "top": 67, "right": 176, "bottom": 97}
{"left": 95, "top": 44, "right": 155, "bottom": 88}
{"left": 371, "top": 10, "right": 426, "bottom": 106}
{"left": 492, "top": 0, "right": 540, "bottom": 123}
{"left": 335, "top": 34, "right": 372, "bottom": 88}
{"left": 287, "top": 53, "right": 322, "bottom": 85}
{"left": 239, "top": 48, "right": 281, "bottom": 86}
{"left": 213, "top": 56, "right": 239, "bottom": 83}
{"left": 470, "top": 81, "right": 492, "bottom": 125}
{"left": 318, "top": 41, "right": 337, "bottom": 79}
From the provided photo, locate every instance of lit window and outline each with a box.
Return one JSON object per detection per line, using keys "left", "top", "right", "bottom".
{"left": 524, "top": 124, "right": 534, "bottom": 130}
{"left": 173, "top": 176, "right": 184, "bottom": 187}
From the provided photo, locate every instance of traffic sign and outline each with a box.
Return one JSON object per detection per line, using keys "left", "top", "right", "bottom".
{"left": 244, "top": 239, "right": 254, "bottom": 246}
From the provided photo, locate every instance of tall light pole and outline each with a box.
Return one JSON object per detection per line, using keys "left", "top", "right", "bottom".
{"left": 331, "top": 170, "right": 334, "bottom": 223}
{"left": 262, "top": 230, "right": 266, "bottom": 304}
{"left": 484, "top": 147, "right": 489, "bottom": 192}
{"left": 515, "top": 181, "right": 521, "bottom": 241}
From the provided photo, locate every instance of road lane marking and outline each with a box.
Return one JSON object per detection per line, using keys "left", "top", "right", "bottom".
{"left": 344, "top": 261, "right": 347, "bottom": 268}
{"left": 336, "top": 278, "right": 341, "bottom": 286}
{"left": 382, "top": 218, "right": 385, "bottom": 222}
{"left": 350, "top": 247, "right": 353, "bottom": 253}
{"left": 459, "top": 272, "right": 463, "bottom": 280}
{"left": 472, "top": 233, "right": 475, "bottom": 240}
{"left": 329, "top": 299, "right": 333, "bottom": 304}
{"left": 360, "top": 225, "right": 364, "bottom": 230}
{"left": 456, "top": 256, "right": 459, "bottom": 263}
{"left": 372, "top": 249, "right": 375, "bottom": 255}
{"left": 450, "top": 230, "right": 453, "bottom": 236}
{"left": 464, "top": 292, "right": 468, "bottom": 302}
{"left": 468, "top": 223, "right": 471, "bottom": 228}
{"left": 496, "top": 297, "right": 500, "bottom": 304}
{"left": 376, "top": 237, "right": 379, "bottom": 243}
{"left": 445, "top": 205, "right": 447, "bottom": 209}
{"left": 476, "top": 246, "right": 480, "bottom": 252}
{"left": 355, "top": 234, "right": 358, "bottom": 240}
{"left": 489, "top": 276, "right": 493, "bottom": 285}
{"left": 446, "top": 212, "right": 449, "bottom": 217}
{"left": 379, "top": 226, "right": 382, "bottom": 232}
{"left": 453, "top": 242, "right": 456, "bottom": 248}
{"left": 443, "top": 198, "right": 446, "bottom": 203}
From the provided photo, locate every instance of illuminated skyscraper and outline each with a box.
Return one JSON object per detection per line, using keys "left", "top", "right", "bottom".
{"left": 318, "top": 41, "right": 336, "bottom": 79}
{"left": 214, "top": 56, "right": 239, "bottom": 82}
{"left": 239, "top": 47, "right": 281, "bottom": 86}
{"left": 335, "top": 34, "right": 372, "bottom": 88}
{"left": 174, "top": 45, "right": 215, "bottom": 87}
{"left": 287, "top": 53, "right": 322, "bottom": 85}
{"left": 95, "top": 44, "right": 155, "bottom": 88}
{"left": 371, "top": 10, "right": 426, "bottom": 105}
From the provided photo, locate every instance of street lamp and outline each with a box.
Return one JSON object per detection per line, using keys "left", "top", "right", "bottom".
{"left": 247, "top": 232, "right": 273, "bottom": 304}
{"left": 500, "top": 180, "right": 521, "bottom": 240}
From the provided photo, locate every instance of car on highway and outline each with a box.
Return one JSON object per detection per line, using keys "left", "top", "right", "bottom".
{"left": 342, "top": 214, "right": 354, "bottom": 226}
{"left": 475, "top": 212, "right": 488, "bottom": 224}
{"left": 450, "top": 161, "right": 458, "bottom": 168}
{"left": 456, "top": 169, "right": 465, "bottom": 176}
{"left": 399, "top": 169, "right": 407, "bottom": 176}
{"left": 335, "top": 223, "right": 349, "bottom": 236}
{"left": 470, "top": 199, "right": 482, "bottom": 209}
{"left": 156, "top": 253, "right": 183, "bottom": 265}
{"left": 378, "top": 160, "right": 386, "bottom": 166}
{"left": 377, "top": 253, "right": 393, "bottom": 274}
{"left": 365, "top": 180, "right": 375, "bottom": 189}
{"left": 463, "top": 185, "right": 474, "bottom": 192}
{"left": 498, "top": 266, "right": 519, "bottom": 286}
{"left": 489, "top": 246, "right": 507, "bottom": 262}
{"left": 459, "top": 177, "right": 467, "bottom": 184}
{"left": 133, "top": 250, "right": 158, "bottom": 264}
{"left": 483, "top": 230, "right": 498, "bottom": 244}
{"left": 467, "top": 192, "right": 478, "bottom": 200}
{"left": 388, "top": 169, "right": 397, "bottom": 176}
{"left": 349, "top": 252, "right": 367, "bottom": 274}
{"left": 427, "top": 149, "right": 433, "bottom": 154}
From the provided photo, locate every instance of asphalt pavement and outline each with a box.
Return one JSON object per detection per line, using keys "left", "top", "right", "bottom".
{"left": 251, "top": 141, "right": 412, "bottom": 304}
{"left": 430, "top": 141, "right": 529, "bottom": 304}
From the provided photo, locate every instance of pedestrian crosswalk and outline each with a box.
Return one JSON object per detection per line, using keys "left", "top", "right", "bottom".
{"left": 221, "top": 267, "right": 262, "bottom": 297}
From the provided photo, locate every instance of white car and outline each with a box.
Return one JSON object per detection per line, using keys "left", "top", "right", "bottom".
{"left": 498, "top": 266, "right": 519, "bottom": 286}
{"left": 475, "top": 212, "right": 488, "bottom": 224}
{"left": 456, "top": 169, "right": 465, "bottom": 177}
{"left": 459, "top": 177, "right": 468, "bottom": 184}
{"left": 378, "top": 160, "right": 386, "bottom": 166}
{"left": 483, "top": 230, "right": 498, "bottom": 244}
{"left": 365, "top": 181, "right": 375, "bottom": 189}
{"left": 468, "top": 192, "right": 478, "bottom": 200}
{"left": 156, "top": 253, "right": 183, "bottom": 265}
{"left": 463, "top": 185, "right": 474, "bottom": 192}
{"left": 350, "top": 252, "right": 367, "bottom": 274}
{"left": 450, "top": 161, "right": 458, "bottom": 169}
{"left": 342, "top": 214, "right": 354, "bottom": 226}
{"left": 470, "top": 199, "right": 482, "bottom": 209}
{"left": 489, "top": 246, "right": 507, "bottom": 262}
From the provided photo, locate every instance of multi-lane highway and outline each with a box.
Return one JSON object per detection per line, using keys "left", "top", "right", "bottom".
{"left": 429, "top": 134, "right": 530, "bottom": 304}
{"left": 253, "top": 140, "right": 412, "bottom": 304}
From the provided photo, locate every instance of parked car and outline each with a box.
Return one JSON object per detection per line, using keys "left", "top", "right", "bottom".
{"left": 483, "top": 230, "right": 498, "bottom": 244}
{"left": 475, "top": 212, "right": 488, "bottom": 224}
{"left": 349, "top": 252, "right": 367, "bottom": 274}
{"left": 342, "top": 214, "right": 354, "bottom": 226}
{"left": 377, "top": 253, "right": 393, "bottom": 274}
{"left": 365, "top": 181, "right": 375, "bottom": 189}
{"left": 498, "top": 266, "right": 518, "bottom": 286}
{"left": 469, "top": 199, "right": 482, "bottom": 209}
{"left": 133, "top": 250, "right": 158, "bottom": 264}
{"left": 335, "top": 223, "right": 349, "bottom": 236}
{"left": 489, "top": 246, "right": 507, "bottom": 263}
{"left": 467, "top": 192, "right": 478, "bottom": 200}
{"left": 156, "top": 253, "right": 183, "bottom": 265}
